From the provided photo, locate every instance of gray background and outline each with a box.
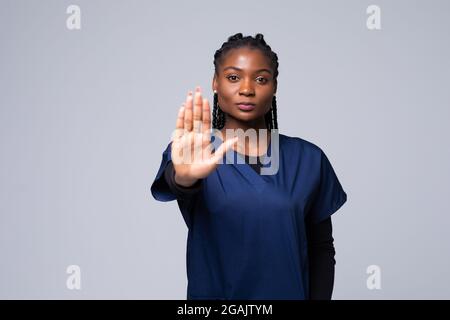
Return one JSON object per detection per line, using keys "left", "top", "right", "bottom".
{"left": 1, "top": 0, "right": 449, "bottom": 299}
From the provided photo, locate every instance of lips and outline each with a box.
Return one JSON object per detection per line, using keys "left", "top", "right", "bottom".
{"left": 236, "top": 102, "right": 256, "bottom": 111}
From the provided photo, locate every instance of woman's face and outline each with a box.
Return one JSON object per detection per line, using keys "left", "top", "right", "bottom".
{"left": 212, "top": 47, "right": 277, "bottom": 129}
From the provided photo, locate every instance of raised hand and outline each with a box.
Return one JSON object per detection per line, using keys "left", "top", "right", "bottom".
{"left": 171, "top": 86, "right": 238, "bottom": 187}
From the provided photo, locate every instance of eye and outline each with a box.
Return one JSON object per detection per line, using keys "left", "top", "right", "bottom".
{"left": 256, "top": 77, "right": 268, "bottom": 84}
{"left": 226, "top": 75, "right": 239, "bottom": 82}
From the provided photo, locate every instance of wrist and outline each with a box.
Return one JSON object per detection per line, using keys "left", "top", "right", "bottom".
{"left": 174, "top": 173, "right": 198, "bottom": 188}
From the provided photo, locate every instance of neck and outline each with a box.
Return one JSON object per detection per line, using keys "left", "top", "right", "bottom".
{"left": 220, "top": 116, "right": 271, "bottom": 157}
{"left": 222, "top": 114, "right": 267, "bottom": 132}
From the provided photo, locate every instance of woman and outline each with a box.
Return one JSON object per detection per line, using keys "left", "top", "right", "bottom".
{"left": 151, "top": 33, "right": 347, "bottom": 300}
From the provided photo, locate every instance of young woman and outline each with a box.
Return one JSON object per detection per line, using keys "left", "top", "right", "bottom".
{"left": 151, "top": 33, "right": 347, "bottom": 300}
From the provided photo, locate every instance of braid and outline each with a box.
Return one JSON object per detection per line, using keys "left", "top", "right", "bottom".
{"left": 264, "top": 96, "right": 278, "bottom": 130}
{"left": 272, "top": 96, "right": 278, "bottom": 129}
{"left": 212, "top": 33, "right": 279, "bottom": 131}
{"left": 212, "top": 92, "right": 225, "bottom": 129}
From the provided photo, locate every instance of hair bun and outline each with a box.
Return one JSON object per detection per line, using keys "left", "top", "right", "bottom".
{"left": 228, "top": 33, "right": 243, "bottom": 41}
{"left": 255, "top": 33, "right": 266, "bottom": 45}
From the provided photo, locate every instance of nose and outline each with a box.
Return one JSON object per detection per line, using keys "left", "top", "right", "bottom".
{"left": 239, "top": 78, "right": 255, "bottom": 96}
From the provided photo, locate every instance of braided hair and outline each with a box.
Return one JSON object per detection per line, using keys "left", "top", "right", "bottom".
{"left": 212, "top": 33, "right": 279, "bottom": 131}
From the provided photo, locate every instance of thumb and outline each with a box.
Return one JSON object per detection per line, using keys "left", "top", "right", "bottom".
{"left": 210, "top": 136, "right": 239, "bottom": 164}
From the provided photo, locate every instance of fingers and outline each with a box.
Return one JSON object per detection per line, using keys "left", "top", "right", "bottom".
{"left": 184, "top": 91, "right": 193, "bottom": 131}
{"left": 182, "top": 86, "right": 210, "bottom": 135}
{"left": 193, "top": 86, "right": 203, "bottom": 133}
{"left": 202, "top": 97, "right": 211, "bottom": 134}
{"left": 201, "top": 97, "right": 211, "bottom": 148}
{"left": 173, "top": 103, "right": 185, "bottom": 141}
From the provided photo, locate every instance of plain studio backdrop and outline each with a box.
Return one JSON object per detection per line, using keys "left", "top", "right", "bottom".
{"left": 1, "top": 0, "right": 449, "bottom": 299}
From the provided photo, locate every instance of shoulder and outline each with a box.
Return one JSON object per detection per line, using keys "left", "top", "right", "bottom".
{"left": 279, "top": 133, "right": 324, "bottom": 158}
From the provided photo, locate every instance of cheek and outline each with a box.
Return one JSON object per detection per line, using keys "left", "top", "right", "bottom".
{"left": 218, "top": 92, "right": 235, "bottom": 109}
{"left": 261, "top": 95, "right": 274, "bottom": 111}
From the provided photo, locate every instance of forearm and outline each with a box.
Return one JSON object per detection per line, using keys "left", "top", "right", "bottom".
{"left": 306, "top": 217, "right": 336, "bottom": 300}
{"left": 308, "top": 241, "right": 335, "bottom": 299}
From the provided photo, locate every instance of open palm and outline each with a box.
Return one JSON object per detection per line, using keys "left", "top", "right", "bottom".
{"left": 171, "top": 87, "right": 238, "bottom": 186}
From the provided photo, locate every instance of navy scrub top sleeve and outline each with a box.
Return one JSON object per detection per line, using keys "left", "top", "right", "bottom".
{"left": 307, "top": 149, "right": 347, "bottom": 224}
{"left": 151, "top": 141, "right": 203, "bottom": 228}
{"left": 151, "top": 140, "right": 203, "bottom": 201}
{"left": 150, "top": 141, "right": 176, "bottom": 202}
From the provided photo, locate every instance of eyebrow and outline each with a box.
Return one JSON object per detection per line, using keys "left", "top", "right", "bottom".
{"left": 222, "top": 66, "right": 272, "bottom": 74}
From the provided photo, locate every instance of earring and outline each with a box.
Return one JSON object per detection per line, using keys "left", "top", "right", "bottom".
{"left": 214, "top": 90, "right": 217, "bottom": 94}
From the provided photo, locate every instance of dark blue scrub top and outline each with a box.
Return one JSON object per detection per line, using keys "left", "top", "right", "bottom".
{"left": 151, "top": 132, "right": 347, "bottom": 300}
